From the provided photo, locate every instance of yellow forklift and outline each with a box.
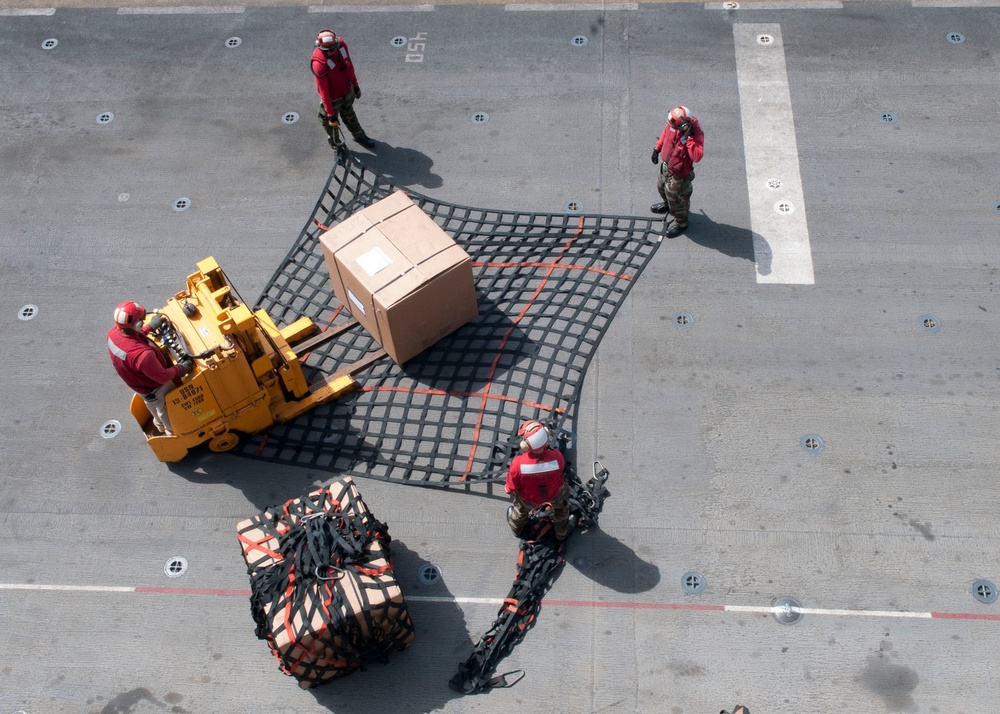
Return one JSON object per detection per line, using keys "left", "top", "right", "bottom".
{"left": 130, "top": 257, "right": 383, "bottom": 462}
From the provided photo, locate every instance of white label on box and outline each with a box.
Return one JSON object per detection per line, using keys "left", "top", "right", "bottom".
{"left": 347, "top": 289, "right": 367, "bottom": 316}
{"left": 355, "top": 246, "right": 393, "bottom": 277}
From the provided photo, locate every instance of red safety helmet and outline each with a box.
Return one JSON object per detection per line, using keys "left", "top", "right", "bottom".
{"left": 667, "top": 105, "right": 691, "bottom": 129}
{"left": 113, "top": 300, "right": 145, "bottom": 330}
{"left": 316, "top": 30, "right": 339, "bottom": 51}
{"left": 518, "top": 420, "right": 549, "bottom": 454}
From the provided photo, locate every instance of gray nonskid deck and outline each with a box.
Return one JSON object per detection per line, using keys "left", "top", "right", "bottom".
{"left": 1, "top": 2, "right": 998, "bottom": 712}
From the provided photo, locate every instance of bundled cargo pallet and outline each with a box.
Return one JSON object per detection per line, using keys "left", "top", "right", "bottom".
{"left": 237, "top": 477, "right": 415, "bottom": 688}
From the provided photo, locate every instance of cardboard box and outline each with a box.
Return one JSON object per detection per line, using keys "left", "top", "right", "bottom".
{"left": 319, "top": 191, "right": 478, "bottom": 365}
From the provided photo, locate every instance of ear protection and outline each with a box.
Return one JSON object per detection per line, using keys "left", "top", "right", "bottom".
{"left": 518, "top": 420, "right": 549, "bottom": 453}
{"left": 316, "top": 30, "right": 338, "bottom": 50}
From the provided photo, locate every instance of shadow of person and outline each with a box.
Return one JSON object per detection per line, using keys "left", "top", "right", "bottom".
{"left": 358, "top": 141, "right": 443, "bottom": 190}
{"left": 565, "top": 527, "right": 660, "bottom": 594}
{"left": 307, "top": 539, "right": 471, "bottom": 714}
{"left": 677, "top": 211, "right": 769, "bottom": 273}
{"left": 750, "top": 230, "right": 773, "bottom": 277}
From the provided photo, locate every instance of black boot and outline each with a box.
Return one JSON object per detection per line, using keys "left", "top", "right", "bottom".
{"left": 665, "top": 221, "right": 688, "bottom": 238}
{"left": 356, "top": 135, "right": 376, "bottom": 150}
{"left": 650, "top": 202, "right": 670, "bottom": 215}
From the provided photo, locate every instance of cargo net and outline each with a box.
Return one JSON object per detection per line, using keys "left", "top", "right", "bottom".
{"left": 450, "top": 460, "right": 611, "bottom": 694}
{"left": 237, "top": 477, "right": 415, "bottom": 688}
{"left": 237, "top": 158, "right": 661, "bottom": 489}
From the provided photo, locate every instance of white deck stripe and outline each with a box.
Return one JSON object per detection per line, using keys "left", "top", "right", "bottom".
{"left": 912, "top": 0, "right": 1000, "bottom": 5}
{"left": 505, "top": 3, "right": 637, "bottom": 10}
{"left": 409, "top": 595, "right": 503, "bottom": 605}
{"left": 725, "top": 604, "right": 933, "bottom": 618}
{"left": 117, "top": 5, "right": 244, "bottom": 13}
{"left": 0, "top": 7, "right": 56, "bottom": 15}
{"left": 794, "top": 607, "right": 933, "bottom": 619}
{"left": 0, "top": 583, "right": 135, "bottom": 593}
{"left": 706, "top": 1, "right": 842, "bottom": 7}
{"left": 308, "top": 4, "right": 435, "bottom": 10}
{"left": 734, "top": 24, "right": 815, "bottom": 285}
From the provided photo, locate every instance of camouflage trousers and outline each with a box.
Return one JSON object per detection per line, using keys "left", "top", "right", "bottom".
{"left": 508, "top": 483, "right": 571, "bottom": 540}
{"left": 656, "top": 165, "right": 695, "bottom": 227}
{"left": 317, "top": 88, "right": 366, "bottom": 143}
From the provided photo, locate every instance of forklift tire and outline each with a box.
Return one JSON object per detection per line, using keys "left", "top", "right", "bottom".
{"left": 207, "top": 432, "right": 241, "bottom": 453}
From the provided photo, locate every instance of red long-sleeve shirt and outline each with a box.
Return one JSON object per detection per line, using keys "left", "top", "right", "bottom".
{"left": 311, "top": 40, "right": 360, "bottom": 118}
{"left": 107, "top": 326, "right": 181, "bottom": 394}
{"left": 506, "top": 447, "right": 566, "bottom": 505}
{"left": 655, "top": 116, "right": 705, "bottom": 178}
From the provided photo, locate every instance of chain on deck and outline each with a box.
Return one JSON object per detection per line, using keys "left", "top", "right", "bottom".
{"left": 235, "top": 158, "right": 662, "bottom": 490}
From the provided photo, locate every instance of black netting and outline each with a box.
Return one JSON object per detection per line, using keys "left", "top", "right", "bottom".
{"left": 234, "top": 158, "right": 661, "bottom": 489}
{"left": 450, "top": 460, "right": 611, "bottom": 694}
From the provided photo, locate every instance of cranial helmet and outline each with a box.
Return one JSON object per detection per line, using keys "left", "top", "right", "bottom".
{"left": 114, "top": 300, "right": 146, "bottom": 330}
{"left": 316, "top": 30, "right": 338, "bottom": 51}
{"left": 518, "top": 420, "right": 549, "bottom": 454}
{"left": 667, "top": 105, "right": 691, "bottom": 128}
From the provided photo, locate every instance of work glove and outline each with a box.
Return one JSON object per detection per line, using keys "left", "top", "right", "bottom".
{"left": 147, "top": 314, "right": 167, "bottom": 332}
{"left": 354, "top": 86, "right": 362, "bottom": 99}
{"left": 177, "top": 359, "right": 194, "bottom": 377}
{"left": 651, "top": 148, "right": 660, "bottom": 164}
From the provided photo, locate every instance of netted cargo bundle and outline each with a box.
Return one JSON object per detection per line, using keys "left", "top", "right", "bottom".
{"left": 237, "top": 477, "right": 415, "bottom": 688}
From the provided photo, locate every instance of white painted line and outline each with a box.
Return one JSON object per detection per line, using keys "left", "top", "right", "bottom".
{"left": 726, "top": 604, "right": 933, "bottom": 619}
{"left": 724, "top": 604, "right": 781, "bottom": 614}
{"left": 409, "top": 595, "right": 503, "bottom": 605}
{"left": 734, "top": 24, "right": 815, "bottom": 285}
{"left": 912, "top": 0, "right": 1000, "bottom": 5}
{"left": 308, "top": 4, "right": 435, "bottom": 11}
{"left": 795, "top": 608, "right": 933, "bottom": 619}
{"left": 505, "top": 3, "right": 637, "bottom": 9}
{"left": 706, "top": 1, "right": 842, "bottom": 7}
{"left": 0, "top": 7, "right": 56, "bottom": 15}
{"left": 0, "top": 583, "right": 135, "bottom": 593}
{"left": 117, "top": 5, "right": 245, "bottom": 13}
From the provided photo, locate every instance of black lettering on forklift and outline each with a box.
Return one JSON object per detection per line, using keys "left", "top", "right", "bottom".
{"left": 179, "top": 384, "right": 202, "bottom": 400}
{"left": 173, "top": 384, "right": 204, "bottom": 410}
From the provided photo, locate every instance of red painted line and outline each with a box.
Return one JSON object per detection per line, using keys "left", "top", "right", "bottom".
{"left": 931, "top": 611, "right": 1000, "bottom": 621}
{"left": 546, "top": 599, "right": 725, "bottom": 612}
{"left": 135, "top": 586, "right": 251, "bottom": 597}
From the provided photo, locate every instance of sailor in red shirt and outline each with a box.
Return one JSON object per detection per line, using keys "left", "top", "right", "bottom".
{"left": 107, "top": 301, "right": 192, "bottom": 434}
{"left": 650, "top": 105, "right": 705, "bottom": 238}
{"left": 311, "top": 29, "right": 376, "bottom": 151}
{"left": 505, "top": 420, "right": 571, "bottom": 540}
